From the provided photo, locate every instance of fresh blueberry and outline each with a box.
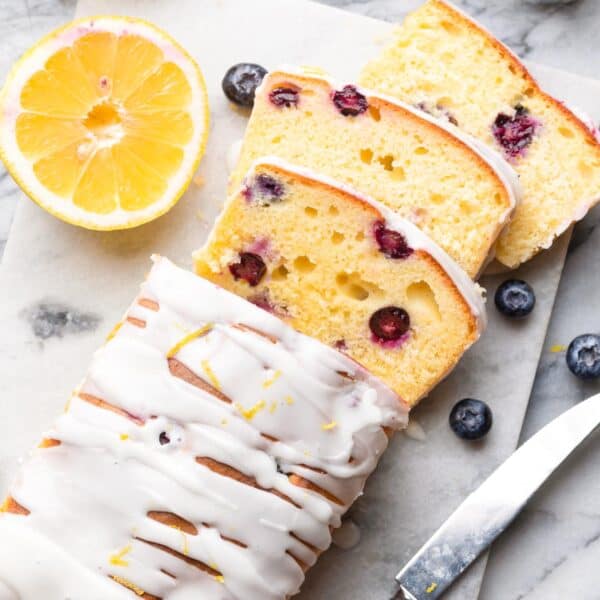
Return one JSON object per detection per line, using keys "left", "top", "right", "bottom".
{"left": 229, "top": 252, "right": 266, "bottom": 287}
{"left": 159, "top": 431, "right": 170, "bottom": 445}
{"left": 566, "top": 334, "right": 600, "bottom": 380}
{"left": 369, "top": 306, "right": 410, "bottom": 341}
{"left": 373, "top": 220, "right": 413, "bottom": 259}
{"left": 269, "top": 86, "right": 300, "bottom": 108}
{"left": 492, "top": 104, "right": 539, "bottom": 160}
{"left": 332, "top": 85, "right": 368, "bottom": 116}
{"left": 494, "top": 279, "right": 535, "bottom": 318}
{"left": 222, "top": 63, "right": 267, "bottom": 108}
{"left": 449, "top": 398, "right": 493, "bottom": 440}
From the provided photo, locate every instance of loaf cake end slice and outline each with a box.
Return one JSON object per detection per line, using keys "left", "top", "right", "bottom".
{"left": 360, "top": 0, "right": 600, "bottom": 268}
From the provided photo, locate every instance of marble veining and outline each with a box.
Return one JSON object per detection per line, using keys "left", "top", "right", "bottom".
{"left": 1, "top": 1, "right": 600, "bottom": 599}
{"left": 22, "top": 301, "right": 101, "bottom": 339}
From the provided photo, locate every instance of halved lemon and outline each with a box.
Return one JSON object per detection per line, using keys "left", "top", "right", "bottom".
{"left": 0, "top": 16, "right": 209, "bottom": 230}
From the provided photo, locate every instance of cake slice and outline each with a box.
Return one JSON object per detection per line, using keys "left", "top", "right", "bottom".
{"left": 195, "top": 159, "right": 486, "bottom": 407}
{"left": 360, "top": 0, "right": 600, "bottom": 269}
{"left": 231, "top": 68, "right": 520, "bottom": 279}
{"left": 0, "top": 256, "right": 406, "bottom": 600}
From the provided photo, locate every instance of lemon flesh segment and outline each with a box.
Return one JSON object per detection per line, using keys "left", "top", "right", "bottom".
{"left": 0, "top": 16, "right": 209, "bottom": 230}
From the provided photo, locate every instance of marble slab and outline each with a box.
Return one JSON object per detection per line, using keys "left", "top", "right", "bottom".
{"left": 1, "top": 1, "right": 600, "bottom": 598}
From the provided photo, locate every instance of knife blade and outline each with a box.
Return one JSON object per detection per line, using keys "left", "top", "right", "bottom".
{"left": 392, "top": 392, "right": 600, "bottom": 600}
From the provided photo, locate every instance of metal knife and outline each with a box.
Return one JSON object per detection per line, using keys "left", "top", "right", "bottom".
{"left": 392, "top": 392, "right": 600, "bottom": 600}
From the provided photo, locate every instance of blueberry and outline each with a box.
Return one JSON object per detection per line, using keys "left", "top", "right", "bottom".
{"left": 332, "top": 85, "right": 368, "bottom": 116}
{"left": 566, "top": 334, "right": 600, "bottom": 380}
{"left": 243, "top": 173, "right": 285, "bottom": 204}
{"left": 492, "top": 104, "right": 539, "bottom": 160}
{"left": 494, "top": 279, "right": 535, "bottom": 318}
{"left": 449, "top": 399, "right": 492, "bottom": 440}
{"left": 269, "top": 86, "right": 300, "bottom": 108}
{"left": 369, "top": 306, "right": 410, "bottom": 342}
{"left": 222, "top": 63, "right": 267, "bottom": 108}
{"left": 229, "top": 252, "right": 266, "bottom": 286}
{"left": 373, "top": 220, "right": 413, "bottom": 259}
{"left": 159, "top": 431, "right": 170, "bottom": 445}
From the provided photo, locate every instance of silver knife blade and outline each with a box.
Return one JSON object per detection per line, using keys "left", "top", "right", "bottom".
{"left": 393, "top": 392, "right": 600, "bottom": 600}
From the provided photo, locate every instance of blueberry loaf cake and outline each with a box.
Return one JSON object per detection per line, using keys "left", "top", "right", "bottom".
{"left": 0, "top": 256, "right": 407, "bottom": 599}
{"left": 360, "top": 0, "right": 600, "bottom": 269}
{"left": 230, "top": 68, "right": 520, "bottom": 278}
{"left": 194, "top": 159, "right": 486, "bottom": 407}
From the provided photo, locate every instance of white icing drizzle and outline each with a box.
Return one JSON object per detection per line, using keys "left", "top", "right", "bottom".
{"left": 245, "top": 156, "right": 487, "bottom": 332}
{"left": 0, "top": 257, "right": 406, "bottom": 600}
{"left": 257, "top": 66, "right": 521, "bottom": 240}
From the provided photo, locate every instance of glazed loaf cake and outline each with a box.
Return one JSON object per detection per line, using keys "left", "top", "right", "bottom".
{"left": 195, "top": 159, "right": 486, "bottom": 407}
{"left": 360, "top": 0, "right": 600, "bottom": 269}
{"left": 231, "top": 68, "right": 520, "bottom": 279}
{"left": 0, "top": 256, "right": 406, "bottom": 600}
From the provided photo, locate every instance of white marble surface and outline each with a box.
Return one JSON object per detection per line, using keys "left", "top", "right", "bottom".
{"left": 1, "top": 1, "right": 600, "bottom": 599}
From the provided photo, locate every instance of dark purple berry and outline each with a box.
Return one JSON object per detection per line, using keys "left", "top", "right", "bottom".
{"left": 494, "top": 279, "right": 535, "bottom": 318}
{"left": 269, "top": 86, "right": 300, "bottom": 108}
{"left": 566, "top": 334, "right": 600, "bottom": 380}
{"left": 334, "top": 339, "right": 348, "bottom": 351}
{"left": 332, "top": 85, "right": 368, "bottom": 116}
{"left": 369, "top": 306, "right": 410, "bottom": 342}
{"left": 159, "top": 431, "right": 170, "bottom": 445}
{"left": 229, "top": 252, "right": 266, "bottom": 286}
{"left": 449, "top": 399, "right": 492, "bottom": 440}
{"left": 492, "top": 104, "right": 539, "bottom": 159}
{"left": 222, "top": 63, "right": 267, "bottom": 108}
{"left": 373, "top": 220, "right": 413, "bottom": 259}
{"left": 244, "top": 173, "right": 285, "bottom": 205}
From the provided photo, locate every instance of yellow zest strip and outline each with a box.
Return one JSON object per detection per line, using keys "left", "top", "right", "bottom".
{"left": 109, "top": 544, "right": 132, "bottom": 567}
{"left": 321, "top": 421, "right": 338, "bottom": 431}
{"left": 285, "top": 395, "right": 295, "bottom": 405}
{"left": 215, "top": 575, "right": 225, "bottom": 583}
{"left": 550, "top": 344, "right": 566, "bottom": 353}
{"left": 119, "top": 434, "right": 129, "bottom": 441}
{"left": 235, "top": 400, "right": 266, "bottom": 421}
{"left": 106, "top": 321, "right": 123, "bottom": 342}
{"left": 426, "top": 582, "right": 438, "bottom": 594}
{"left": 201, "top": 359, "right": 221, "bottom": 390}
{"left": 111, "top": 575, "right": 145, "bottom": 596}
{"left": 269, "top": 401, "right": 278, "bottom": 414}
{"left": 166, "top": 324, "right": 213, "bottom": 358}
{"left": 182, "top": 532, "right": 190, "bottom": 556}
{"left": 262, "top": 370, "right": 282, "bottom": 389}
{"left": 221, "top": 418, "right": 228, "bottom": 426}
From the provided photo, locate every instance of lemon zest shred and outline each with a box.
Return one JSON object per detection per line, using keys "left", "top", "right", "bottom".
{"left": 550, "top": 344, "right": 566, "bottom": 353}
{"left": 109, "top": 544, "right": 132, "bottom": 567}
{"left": 166, "top": 324, "right": 213, "bottom": 358}
{"left": 201, "top": 359, "right": 221, "bottom": 390}
{"left": 215, "top": 575, "right": 225, "bottom": 584}
{"left": 321, "top": 421, "right": 338, "bottom": 431}
{"left": 235, "top": 400, "right": 266, "bottom": 421}
{"left": 269, "top": 401, "right": 278, "bottom": 414}
{"left": 106, "top": 321, "right": 123, "bottom": 342}
{"left": 426, "top": 582, "right": 438, "bottom": 593}
{"left": 285, "top": 395, "right": 295, "bottom": 405}
{"left": 111, "top": 575, "right": 145, "bottom": 596}
{"left": 262, "top": 370, "right": 282, "bottom": 389}
{"left": 119, "top": 433, "right": 129, "bottom": 441}
{"left": 221, "top": 418, "right": 228, "bottom": 426}
{"left": 182, "top": 532, "right": 189, "bottom": 556}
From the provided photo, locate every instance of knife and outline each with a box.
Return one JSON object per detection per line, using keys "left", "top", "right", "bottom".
{"left": 392, "top": 392, "right": 600, "bottom": 600}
